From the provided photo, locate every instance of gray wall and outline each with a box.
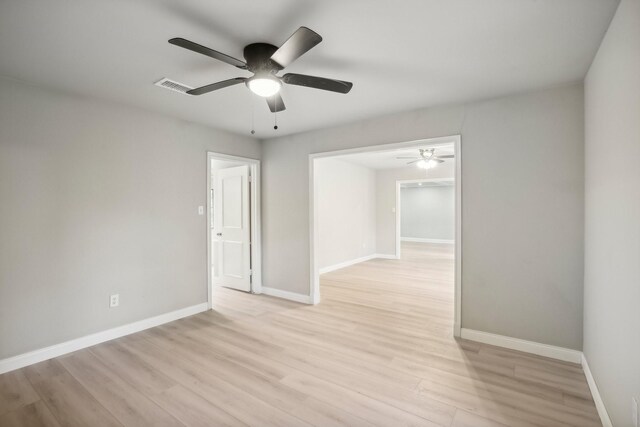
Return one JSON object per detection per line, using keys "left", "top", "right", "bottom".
{"left": 262, "top": 83, "right": 584, "bottom": 349}
{"left": 376, "top": 164, "right": 454, "bottom": 255}
{"left": 315, "top": 158, "right": 376, "bottom": 269}
{"left": 583, "top": 0, "right": 640, "bottom": 425}
{"left": 0, "top": 77, "right": 260, "bottom": 359}
{"left": 401, "top": 185, "right": 454, "bottom": 241}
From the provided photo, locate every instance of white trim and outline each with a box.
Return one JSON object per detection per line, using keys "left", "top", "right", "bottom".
{"left": 318, "top": 253, "right": 400, "bottom": 274}
{"left": 261, "top": 287, "right": 312, "bottom": 304}
{"left": 309, "top": 135, "right": 462, "bottom": 328}
{"left": 375, "top": 253, "right": 399, "bottom": 260}
{"left": 582, "top": 354, "right": 613, "bottom": 427}
{"left": 308, "top": 154, "right": 320, "bottom": 305}
{"left": 401, "top": 237, "right": 455, "bottom": 244}
{"left": 207, "top": 152, "right": 262, "bottom": 309}
{"left": 319, "top": 254, "right": 377, "bottom": 274}
{"left": 0, "top": 303, "right": 208, "bottom": 375}
{"left": 454, "top": 137, "right": 462, "bottom": 337}
{"left": 460, "top": 328, "right": 582, "bottom": 364}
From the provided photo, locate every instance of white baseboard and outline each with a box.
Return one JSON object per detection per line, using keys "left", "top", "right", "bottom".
{"left": 401, "top": 237, "right": 454, "bottom": 244}
{"left": 319, "top": 253, "right": 402, "bottom": 274}
{"left": 261, "top": 287, "right": 312, "bottom": 304}
{"left": 581, "top": 354, "right": 613, "bottom": 427}
{"left": 0, "top": 302, "right": 208, "bottom": 375}
{"left": 460, "top": 328, "right": 582, "bottom": 364}
{"left": 319, "top": 254, "right": 377, "bottom": 274}
{"left": 374, "top": 253, "right": 399, "bottom": 259}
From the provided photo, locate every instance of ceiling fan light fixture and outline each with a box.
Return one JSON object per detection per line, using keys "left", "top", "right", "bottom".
{"left": 247, "top": 75, "right": 282, "bottom": 97}
{"left": 417, "top": 159, "right": 440, "bottom": 169}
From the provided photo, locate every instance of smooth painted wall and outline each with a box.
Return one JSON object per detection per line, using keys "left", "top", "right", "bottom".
{"left": 262, "top": 83, "right": 584, "bottom": 349}
{"left": 315, "top": 158, "right": 376, "bottom": 269}
{"left": 401, "top": 185, "right": 455, "bottom": 241}
{"left": 376, "top": 164, "right": 455, "bottom": 255}
{"left": 0, "top": 77, "right": 260, "bottom": 359}
{"left": 583, "top": 0, "right": 640, "bottom": 425}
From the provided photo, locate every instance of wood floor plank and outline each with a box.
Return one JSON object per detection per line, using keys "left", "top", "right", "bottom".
{"left": 88, "top": 340, "right": 176, "bottom": 396}
{"left": 451, "top": 409, "right": 510, "bottom": 427}
{"left": 0, "top": 400, "right": 61, "bottom": 427}
{"left": 415, "top": 365, "right": 600, "bottom": 426}
{"left": 149, "top": 385, "right": 247, "bottom": 427}
{"left": 515, "top": 365, "right": 592, "bottom": 400}
{"left": 119, "top": 336, "right": 312, "bottom": 427}
{"left": 0, "top": 370, "right": 40, "bottom": 416}
{"left": 59, "top": 350, "right": 184, "bottom": 427}
{"left": 280, "top": 372, "right": 443, "bottom": 427}
{"left": 22, "top": 360, "right": 66, "bottom": 385}
{"left": 24, "top": 360, "right": 122, "bottom": 427}
{"left": 145, "top": 327, "right": 378, "bottom": 427}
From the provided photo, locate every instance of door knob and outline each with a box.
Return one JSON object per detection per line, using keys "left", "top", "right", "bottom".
{"left": 216, "top": 233, "right": 222, "bottom": 236}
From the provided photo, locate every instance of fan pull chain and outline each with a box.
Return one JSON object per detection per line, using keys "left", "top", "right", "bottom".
{"left": 274, "top": 110, "right": 278, "bottom": 130}
{"left": 250, "top": 95, "right": 256, "bottom": 135}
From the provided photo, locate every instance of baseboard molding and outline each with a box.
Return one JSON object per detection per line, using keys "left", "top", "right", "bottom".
{"left": 401, "top": 237, "right": 454, "bottom": 244}
{"left": 460, "top": 328, "right": 582, "bottom": 364}
{"left": 0, "top": 302, "right": 208, "bottom": 375}
{"left": 319, "top": 254, "right": 377, "bottom": 274}
{"left": 374, "top": 253, "right": 399, "bottom": 260}
{"left": 261, "top": 287, "right": 312, "bottom": 304}
{"left": 581, "top": 354, "right": 613, "bottom": 427}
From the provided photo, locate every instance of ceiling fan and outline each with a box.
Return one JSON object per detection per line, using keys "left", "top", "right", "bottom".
{"left": 168, "top": 27, "right": 353, "bottom": 113}
{"left": 396, "top": 149, "right": 454, "bottom": 169}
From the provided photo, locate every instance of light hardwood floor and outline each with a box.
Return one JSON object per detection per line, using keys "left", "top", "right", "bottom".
{"left": 0, "top": 242, "right": 600, "bottom": 426}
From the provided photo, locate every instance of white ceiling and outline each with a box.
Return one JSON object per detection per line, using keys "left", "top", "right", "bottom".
{"left": 0, "top": 0, "right": 618, "bottom": 138}
{"left": 336, "top": 143, "right": 454, "bottom": 170}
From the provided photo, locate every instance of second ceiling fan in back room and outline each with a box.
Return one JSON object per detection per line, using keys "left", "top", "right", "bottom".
{"left": 397, "top": 149, "right": 455, "bottom": 169}
{"left": 168, "top": 26, "right": 354, "bottom": 124}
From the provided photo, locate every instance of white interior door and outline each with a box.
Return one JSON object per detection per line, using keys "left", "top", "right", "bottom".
{"left": 212, "top": 165, "right": 251, "bottom": 292}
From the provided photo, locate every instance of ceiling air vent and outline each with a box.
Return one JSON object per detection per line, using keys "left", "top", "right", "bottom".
{"left": 154, "top": 78, "right": 193, "bottom": 95}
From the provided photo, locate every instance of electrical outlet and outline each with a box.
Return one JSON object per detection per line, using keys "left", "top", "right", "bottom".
{"left": 198, "top": 205, "right": 204, "bottom": 215}
{"left": 109, "top": 294, "right": 119, "bottom": 308}
{"left": 633, "top": 396, "right": 639, "bottom": 427}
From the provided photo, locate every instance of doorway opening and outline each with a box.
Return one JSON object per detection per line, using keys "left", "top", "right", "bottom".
{"left": 207, "top": 152, "right": 261, "bottom": 309}
{"left": 309, "top": 135, "right": 462, "bottom": 336}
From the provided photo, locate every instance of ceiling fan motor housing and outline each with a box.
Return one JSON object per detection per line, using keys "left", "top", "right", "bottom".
{"left": 243, "top": 43, "right": 282, "bottom": 74}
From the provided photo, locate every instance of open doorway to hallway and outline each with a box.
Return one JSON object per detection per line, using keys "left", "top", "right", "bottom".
{"left": 309, "top": 136, "right": 461, "bottom": 336}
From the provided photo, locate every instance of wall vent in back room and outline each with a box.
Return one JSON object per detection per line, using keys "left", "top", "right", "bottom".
{"left": 154, "top": 78, "right": 193, "bottom": 95}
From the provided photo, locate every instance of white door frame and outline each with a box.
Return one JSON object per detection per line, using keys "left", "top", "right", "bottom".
{"left": 309, "top": 135, "right": 462, "bottom": 337}
{"left": 207, "top": 152, "right": 262, "bottom": 309}
{"left": 395, "top": 178, "right": 455, "bottom": 259}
